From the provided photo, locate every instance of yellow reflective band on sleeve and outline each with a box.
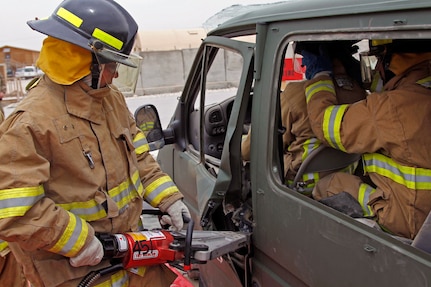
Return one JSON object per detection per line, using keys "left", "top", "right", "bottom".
{"left": 94, "top": 270, "right": 128, "bottom": 287}
{"left": 0, "top": 240, "right": 8, "bottom": 252}
{"left": 92, "top": 28, "right": 123, "bottom": 50}
{"left": 363, "top": 153, "right": 431, "bottom": 190}
{"left": 48, "top": 213, "right": 88, "bottom": 257}
{"left": 322, "top": 104, "right": 348, "bottom": 152}
{"left": 0, "top": 185, "right": 45, "bottom": 219}
{"left": 56, "top": 7, "right": 83, "bottom": 28}
{"left": 144, "top": 176, "right": 179, "bottom": 207}
{"left": 133, "top": 131, "right": 150, "bottom": 155}
{"left": 305, "top": 80, "right": 334, "bottom": 103}
{"left": 358, "top": 183, "right": 375, "bottom": 217}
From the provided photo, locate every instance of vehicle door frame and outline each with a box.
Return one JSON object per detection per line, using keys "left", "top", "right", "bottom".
{"left": 158, "top": 35, "right": 255, "bottom": 227}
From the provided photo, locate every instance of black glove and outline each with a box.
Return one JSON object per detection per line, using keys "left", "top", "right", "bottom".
{"left": 318, "top": 191, "right": 364, "bottom": 218}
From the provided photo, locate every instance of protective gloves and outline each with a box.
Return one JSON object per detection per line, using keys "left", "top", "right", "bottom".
{"left": 69, "top": 236, "right": 104, "bottom": 267}
{"left": 160, "top": 200, "right": 191, "bottom": 231}
{"left": 301, "top": 46, "right": 332, "bottom": 80}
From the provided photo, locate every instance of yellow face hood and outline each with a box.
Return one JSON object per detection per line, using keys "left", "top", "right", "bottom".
{"left": 36, "top": 36, "right": 92, "bottom": 85}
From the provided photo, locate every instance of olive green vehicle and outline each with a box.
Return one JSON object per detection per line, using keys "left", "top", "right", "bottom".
{"left": 137, "top": 0, "right": 431, "bottom": 286}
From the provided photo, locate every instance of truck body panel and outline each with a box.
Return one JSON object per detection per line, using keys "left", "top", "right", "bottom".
{"left": 149, "top": 1, "right": 431, "bottom": 286}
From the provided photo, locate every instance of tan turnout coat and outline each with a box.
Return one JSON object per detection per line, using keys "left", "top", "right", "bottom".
{"left": 0, "top": 76, "right": 181, "bottom": 286}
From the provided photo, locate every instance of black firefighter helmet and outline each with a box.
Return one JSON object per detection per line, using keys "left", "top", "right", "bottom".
{"left": 27, "top": 0, "right": 138, "bottom": 67}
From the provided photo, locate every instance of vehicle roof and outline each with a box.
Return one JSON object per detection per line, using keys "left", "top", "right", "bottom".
{"left": 208, "top": 0, "right": 431, "bottom": 37}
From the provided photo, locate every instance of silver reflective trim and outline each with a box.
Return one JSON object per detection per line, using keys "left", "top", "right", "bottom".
{"left": 145, "top": 181, "right": 176, "bottom": 203}
{"left": 58, "top": 214, "right": 84, "bottom": 256}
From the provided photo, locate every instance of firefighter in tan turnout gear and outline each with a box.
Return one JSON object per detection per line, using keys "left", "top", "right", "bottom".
{"left": 301, "top": 39, "right": 431, "bottom": 240}
{"left": 241, "top": 42, "right": 366, "bottom": 195}
{"left": 0, "top": 0, "right": 190, "bottom": 286}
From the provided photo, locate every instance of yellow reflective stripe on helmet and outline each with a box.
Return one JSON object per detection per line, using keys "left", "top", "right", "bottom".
{"left": 58, "top": 171, "right": 143, "bottom": 221}
{"left": 371, "top": 39, "right": 392, "bottom": 47}
{"left": 0, "top": 185, "right": 45, "bottom": 219}
{"left": 92, "top": 28, "right": 123, "bottom": 50}
{"left": 0, "top": 240, "right": 8, "bottom": 252}
{"left": 56, "top": 7, "right": 83, "bottom": 28}
{"left": 363, "top": 153, "right": 431, "bottom": 190}
{"left": 322, "top": 104, "right": 348, "bottom": 152}
{"left": 94, "top": 270, "right": 128, "bottom": 287}
{"left": 144, "top": 175, "right": 179, "bottom": 207}
{"left": 358, "top": 183, "right": 375, "bottom": 216}
{"left": 48, "top": 213, "right": 88, "bottom": 257}
{"left": 134, "top": 131, "right": 150, "bottom": 155}
{"left": 305, "top": 79, "right": 334, "bottom": 104}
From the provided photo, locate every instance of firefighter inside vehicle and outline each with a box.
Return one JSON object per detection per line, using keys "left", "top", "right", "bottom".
{"left": 241, "top": 37, "right": 431, "bottom": 244}
{"left": 298, "top": 38, "right": 431, "bottom": 240}
{"left": 241, "top": 41, "right": 367, "bottom": 197}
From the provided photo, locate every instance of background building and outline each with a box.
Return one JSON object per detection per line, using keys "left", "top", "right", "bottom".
{"left": 0, "top": 46, "right": 40, "bottom": 79}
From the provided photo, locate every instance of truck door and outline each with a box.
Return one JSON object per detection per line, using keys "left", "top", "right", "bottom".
{"left": 157, "top": 35, "right": 254, "bottom": 227}
{"left": 157, "top": 36, "right": 254, "bottom": 286}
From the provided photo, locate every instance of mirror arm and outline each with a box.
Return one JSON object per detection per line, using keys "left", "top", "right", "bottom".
{"left": 163, "top": 127, "right": 175, "bottom": 145}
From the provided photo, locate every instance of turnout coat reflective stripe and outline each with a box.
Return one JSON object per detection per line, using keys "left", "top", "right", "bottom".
{"left": 0, "top": 76, "right": 182, "bottom": 286}
{"left": 305, "top": 60, "right": 431, "bottom": 239}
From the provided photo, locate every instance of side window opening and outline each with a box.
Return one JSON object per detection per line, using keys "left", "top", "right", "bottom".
{"left": 272, "top": 36, "right": 431, "bottom": 246}
{"left": 188, "top": 45, "right": 244, "bottom": 166}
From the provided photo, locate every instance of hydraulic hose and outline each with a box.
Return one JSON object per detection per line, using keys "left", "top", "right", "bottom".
{"left": 77, "top": 263, "right": 123, "bottom": 287}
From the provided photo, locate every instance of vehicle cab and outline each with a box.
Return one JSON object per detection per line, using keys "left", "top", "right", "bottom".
{"left": 137, "top": 1, "right": 431, "bottom": 286}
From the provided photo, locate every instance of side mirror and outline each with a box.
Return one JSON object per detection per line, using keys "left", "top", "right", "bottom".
{"left": 134, "top": 104, "right": 165, "bottom": 151}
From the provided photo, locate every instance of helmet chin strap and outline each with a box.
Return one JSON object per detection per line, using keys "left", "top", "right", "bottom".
{"left": 380, "top": 47, "right": 395, "bottom": 84}
{"left": 91, "top": 53, "right": 101, "bottom": 89}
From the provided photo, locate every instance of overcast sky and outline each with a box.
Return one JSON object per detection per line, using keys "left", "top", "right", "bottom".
{"left": 0, "top": 0, "right": 284, "bottom": 51}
